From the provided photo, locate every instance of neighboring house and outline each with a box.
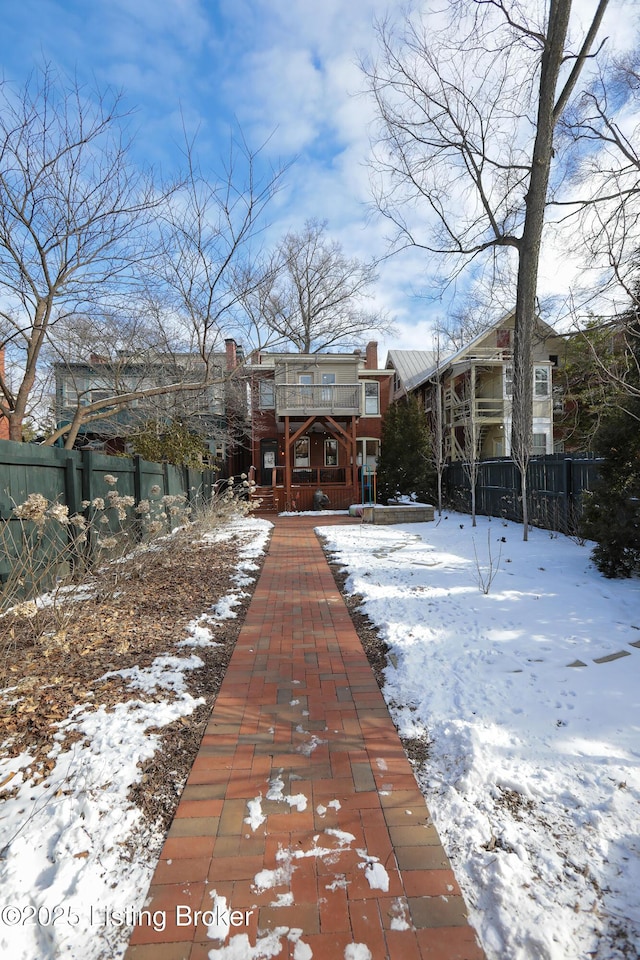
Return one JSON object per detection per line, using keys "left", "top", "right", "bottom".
{"left": 0, "top": 347, "right": 9, "bottom": 441}
{"left": 246, "top": 341, "right": 392, "bottom": 511}
{"left": 53, "top": 345, "right": 238, "bottom": 462}
{"left": 387, "top": 312, "right": 565, "bottom": 461}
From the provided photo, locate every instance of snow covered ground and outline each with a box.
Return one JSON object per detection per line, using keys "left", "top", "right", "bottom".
{"left": 0, "top": 516, "right": 271, "bottom": 960}
{"left": 320, "top": 512, "right": 640, "bottom": 960}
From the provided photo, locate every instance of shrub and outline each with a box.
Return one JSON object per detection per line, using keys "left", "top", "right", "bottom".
{"left": 581, "top": 398, "right": 640, "bottom": 577}
{"left": 376, "top": 397, "right": 436, "bottom": 504}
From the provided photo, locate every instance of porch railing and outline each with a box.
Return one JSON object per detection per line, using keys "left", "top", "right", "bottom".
{"left": 260, "top": 465, "right": 348, "bottom": 486}
{"left": 275, "top": 383, "right": 361, "bottom": 416}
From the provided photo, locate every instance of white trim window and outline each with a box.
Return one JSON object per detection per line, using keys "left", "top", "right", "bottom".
{"left": 324, "top": 438, "right": 338, "bottom": 466}
{"left": 357, "top": 438, "right": 380, "bottom": 469}
{"left": 532, "top": 432, "right": 548, "bottom": 456}
{"left": 504, "top": 365, "right": 513, "bottom": 398}
{"left": 298, "top": 373, "right": 313, "bottom": 402}
{"left": 258, "top": 379, "right": 275, "bottom": 409}
{"left": 534, "top": 365, "right": 550, "bottom": 398}
{"left": 321, "top": 372, "right": 336, "bottom": 402}
{"left": 363, "top": 381, "right": 380, "bottom": 415}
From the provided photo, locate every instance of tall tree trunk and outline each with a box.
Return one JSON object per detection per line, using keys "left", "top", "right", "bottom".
{"left": 512, "top": 0, "right": 573, "bottom": 541}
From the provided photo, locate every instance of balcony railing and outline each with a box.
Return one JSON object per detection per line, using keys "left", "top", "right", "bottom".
{"left": 275, "top": 383, "right": 361, "bottom": 416}
{"left": 446, "top": 396, "right": 506, "bottom": 423}
{"left": 451, "top": 348, "right": 512, "bottom": 364}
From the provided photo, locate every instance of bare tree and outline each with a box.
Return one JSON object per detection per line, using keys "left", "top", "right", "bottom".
{"left": 260, "top": 218, "right": 389, "bottom": 353}
{"left": 39, "top": 309, "right": 232, "bottom": 449}
{"left": 364, "top": 0, "right": 611, "bottom": 538}
{"left": 0, "top": 64, "right": 168, "bottom": 441}
{"left": 154, "top": 128, "right": 288, "bottom": 371}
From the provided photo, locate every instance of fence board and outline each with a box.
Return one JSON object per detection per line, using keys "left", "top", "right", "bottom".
{"left": 443, "top": 453, "right": 602, "bottom": 534}
{"left": 0, "top": 440, "right": 216, "bottom": 589}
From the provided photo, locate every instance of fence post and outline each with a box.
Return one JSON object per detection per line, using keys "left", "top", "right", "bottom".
{"left": 81, "top": 451, "right": 96, "bottom": 563}
{"left": 564, "top": 456, "right": 573, "bottom": 533}
{"left": 133, "top": 454, "right": 143, "bottom": 503}
{"left": 64, "top": 456, "right": 82, "bottom": 572}
{"left": 133, "top": 455, "right": 143, "bottom": 542}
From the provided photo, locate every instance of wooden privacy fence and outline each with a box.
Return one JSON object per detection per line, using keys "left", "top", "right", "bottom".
{"left": 0, "top": 439, "right": 218, "bottom": 587}
{"left": 443, "top": 453, "right": 602, "bottom": 534}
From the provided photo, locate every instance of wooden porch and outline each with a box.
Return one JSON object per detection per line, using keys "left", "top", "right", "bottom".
{"left": 252, "top": 413, "right": 361, "bottom": 513}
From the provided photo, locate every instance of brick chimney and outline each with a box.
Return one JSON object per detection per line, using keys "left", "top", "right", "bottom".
{"left": 365, "top": 341, "right": 378, "bottom": 370}
{"left": 225, "top": 338, "right": 238, "bottom": 371}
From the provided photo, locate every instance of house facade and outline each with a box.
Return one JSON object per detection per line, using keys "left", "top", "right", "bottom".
{"left": 53, "top": 348, "right": 236, "bottom": 463}
{"left": 246, "top": 341, "right": 392, "bottom": 511}
{"left": 387, "top": 313, "right": 565, "bottom": 461}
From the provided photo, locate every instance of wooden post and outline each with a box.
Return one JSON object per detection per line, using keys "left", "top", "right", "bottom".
{"left": 284, "top": 415, "right": 291, "bottom": 508}
{"left": 351, "top": 416, "right": 358, "bottom": 501}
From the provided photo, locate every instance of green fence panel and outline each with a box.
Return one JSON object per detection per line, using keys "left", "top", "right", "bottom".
{"left": 443, "top": 453, "right": 602, "bottom": 534}
{"left": 0, "top": 439, "right": 215, "bottom": 598}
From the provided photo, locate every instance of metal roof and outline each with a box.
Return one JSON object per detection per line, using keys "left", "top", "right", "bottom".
{"left": 386, "top": 349, "right": 441, "bottom": 392}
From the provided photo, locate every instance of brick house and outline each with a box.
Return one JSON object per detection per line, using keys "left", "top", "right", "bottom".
{"left": 246, "top": 341, "right": 392, "bottom": 511}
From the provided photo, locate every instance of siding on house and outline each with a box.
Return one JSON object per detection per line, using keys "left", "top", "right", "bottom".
{"left": 386, "top": 312, "right": 565, "bottom": 461}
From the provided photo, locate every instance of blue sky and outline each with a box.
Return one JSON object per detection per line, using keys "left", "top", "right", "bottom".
{"left": 0, "top": 0, "right": 436, "bottom": 357}
{"left": 1, "top": 0, "right": 637, "bottom": 357}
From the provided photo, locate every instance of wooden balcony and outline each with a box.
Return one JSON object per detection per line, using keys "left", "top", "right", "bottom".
{"left": 275, "top": 383, "right": 361, "bottom": 417}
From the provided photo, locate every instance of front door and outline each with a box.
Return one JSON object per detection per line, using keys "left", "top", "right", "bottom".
{"left": 260, "top": 439, "right": 278, "bottom": 485}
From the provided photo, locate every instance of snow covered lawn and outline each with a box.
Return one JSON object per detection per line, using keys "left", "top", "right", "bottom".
{"left": 320, "top": 512, "right": 640, "bottom": 960}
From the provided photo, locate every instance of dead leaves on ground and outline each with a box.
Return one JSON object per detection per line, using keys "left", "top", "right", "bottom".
{"left": 0, "top": 535, "right": 263, "bottom": 803}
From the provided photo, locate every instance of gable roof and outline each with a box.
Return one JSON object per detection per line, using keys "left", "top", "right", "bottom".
{"left": 386, "top": 310, "right": 559, "bottom": 394}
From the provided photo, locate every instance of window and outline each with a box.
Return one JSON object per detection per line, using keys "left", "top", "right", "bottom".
{"left": 534, "top": 366, "right": 550, "bottom": 397}
{"left": 258, "top": 379, "right": 275, "bottom": 409}
{"left": 357, "top": 438, "right": 380, "bottom": 469}
{"left": 532, "top": 432, "right": 547, "bottom": 455}
{"left": 294, "top": 437, "right": 310, "bottom": 466}
{"left": 324, "top": 439, "right": 338, "bottom": 466}
{"left": 504, "top": 365, "right": 513, "bottom": 398}
{"left": 363, "top": 381, "right": 380, "bottom": 415}
{"left": 321, "top": 372, "right": 336, "bottom": 402}
{"left": 298, "top": 373, "right": 313, "bottom": 402}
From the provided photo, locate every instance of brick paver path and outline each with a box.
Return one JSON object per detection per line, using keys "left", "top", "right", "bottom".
{"left": 125, "top": 515, "right": 485, "bottom": 960}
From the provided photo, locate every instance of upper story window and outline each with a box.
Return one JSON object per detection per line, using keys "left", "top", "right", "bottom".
{"left": 363, "top": 381, "right": 380, "bottom": 415}
{"left": 534, "top": 365, "right": 550, "bottom": 398}
{"left": 504, "top": 365, "right": 513, "bottom": 398}
{"left": 299, "top": 373, "right": 313, "bottom": 401}
{"left": 505, "top": 364, "right": 550, "bottom": 399}
{"left": 258, "top": 379, "right": 275, "bottom": 409}
{"left": 321, "top": 372, "right": 336, "bottom": 401}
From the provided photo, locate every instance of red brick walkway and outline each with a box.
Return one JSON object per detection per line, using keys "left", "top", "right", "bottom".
{"left": 125, "top": 515, "right": 485, "bottom": 960}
